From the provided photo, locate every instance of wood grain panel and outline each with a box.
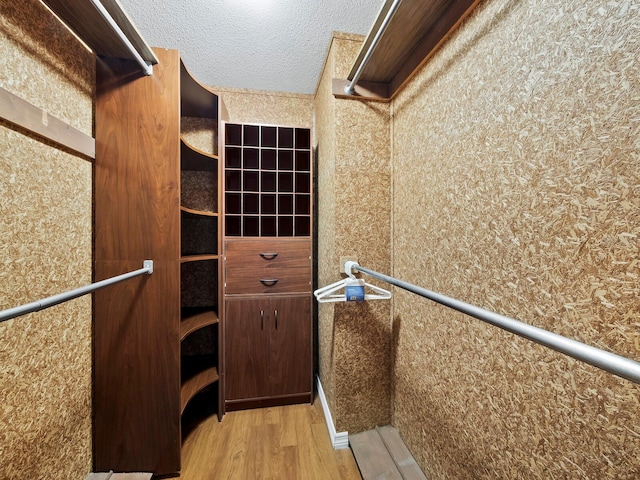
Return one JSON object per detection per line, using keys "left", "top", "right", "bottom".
{"left": 181, "top": 138, "right": 218, "bottom": 172}
{"left": 225, "top": 238, "right": 311, "bottom": 294}
{"left": 181, "top": 366, "right": 219, "bottom": 413}
{"left": 377, "top": 425, "right": 427, "bottom": 480}
{"left": 269, "top": 296, "right": 312, "bottom": 397}
{"left": 95, "top": 48, "right": 180, "bottom": 262}
{"left": 181, "top": 59, "right": 219, "bottom": 119}
{"left": 349, "top": 429, "right": 403, "bottom": 480}
{"left": 388, "top": 0, "right": 482, "bottom": 95}
{"left": 225, "top": 238, "right": 311, "bottom": 265}
{"left": 93, "top": 260, "right": 180, "bottom": 475}
{"left": 224, "top": 298, "right": 269, "bottom": 400}
{"left": 225, "top": 266, "right": 311, "bottom": 295}
{"left": 94, "top": 47, "right": 182, "bottom": 476}
{"left": 357, "top": 0, "right": 451, "bottom": 83}
{"left": 181, "top": 309, "right": 219, "bottom": 341}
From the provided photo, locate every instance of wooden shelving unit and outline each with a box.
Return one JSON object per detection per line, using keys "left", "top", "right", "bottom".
{"left": 94, "top": 48, "right": 225, "bottom": 476}
{"left": 333, "top": 0, "right": 481, "bottom": 100}
{"left": 179, "top": 58, "right": 224, "bottom": 426}
{"left": 181, "top": 254, "right": 219, "bottom": 263}
{"left": 222, "top": 122, "right": 314, "bottom": 413}
{"left": 223, "top": 123, "right": 311, "bottom": 237}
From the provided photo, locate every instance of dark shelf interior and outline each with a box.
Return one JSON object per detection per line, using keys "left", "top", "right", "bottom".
{"left": 181, "top": 211, "right": 218, "bottom": 256}
{"left": 223, "top": 122, "right": 312, "bottom": 237}
{"left": 181, "top": 258, "right": 218, "bottom": 308}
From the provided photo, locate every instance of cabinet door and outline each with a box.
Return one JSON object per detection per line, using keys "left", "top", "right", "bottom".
{"left": 225, "top": 298, "right": 269, "bottom": 400}
{"left": 268, "top": 296, "right": 312, "bottom": 397}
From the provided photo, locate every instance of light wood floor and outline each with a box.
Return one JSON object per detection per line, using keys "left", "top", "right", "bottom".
{"left": 180, "top": 398, "right": 362, "bottom": 480}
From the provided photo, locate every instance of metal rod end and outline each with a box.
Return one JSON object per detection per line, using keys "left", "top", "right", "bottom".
{"left": 344, "top": 260, "right": 359, "bottom": 277}
{"left": 344, "top": 83, "right": 356, "bottom": 95}
{"left": 143, "top": 260, "right": 153, "bottom": 274}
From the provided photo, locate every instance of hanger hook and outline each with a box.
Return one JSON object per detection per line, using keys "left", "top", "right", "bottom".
{"left": 344, "top": 260, "right": 359, "bottom": 279}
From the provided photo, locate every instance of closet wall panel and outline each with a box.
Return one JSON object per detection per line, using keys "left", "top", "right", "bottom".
{"left": 314, "top": 32, "right": 392, "bottom": 434}
{"left": 94, "top": 48, "right": 181, "bottom": 474}
{"left": 0, "top": 1, "right": 94, "bottom": 479}
{"left": 391, "top": 0, "right": 640, "bottom": 478}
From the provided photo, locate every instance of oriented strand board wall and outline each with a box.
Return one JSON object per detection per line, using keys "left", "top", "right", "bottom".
{"left": 315, "top": 32, "right": 392, "bottom": 433}
{"left": 315, "top": 32, "right": 339, "bottom": 422}
{"left": 213, "top": 86, "right": 313, "bottom": 128}
{"left": 0, "top": 1, "right": 94, "bottom": 478}
{"left": 391, "top": 0, "right": 640, "bottom": 478}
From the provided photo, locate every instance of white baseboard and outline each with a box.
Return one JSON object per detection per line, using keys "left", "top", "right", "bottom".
{"left": 316, "top": 375, "right": 349, "bottom": 449}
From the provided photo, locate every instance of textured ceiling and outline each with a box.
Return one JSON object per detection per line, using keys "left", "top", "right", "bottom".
{"left": 117, "top": 0, "right": 384, "bottom": 95}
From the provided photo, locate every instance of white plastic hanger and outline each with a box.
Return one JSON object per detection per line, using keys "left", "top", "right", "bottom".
{"left": 313, "top": 261, "right": 392, "bottom": 303}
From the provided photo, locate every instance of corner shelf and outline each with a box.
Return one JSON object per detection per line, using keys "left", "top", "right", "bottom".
{"left": 179, "top": 56, "right": 223, "bottom": 424}
{"left": 181, "top": 308, "right": 219, "bottom": 341}
{"left": 181, "top": 254, "right": 219, "bottom": 263}
{"left": 181, "top": 206, "right": 218, "bottom": 217}
{"left": 181, "top": 360, "right": 219, "bottom": 414}
{"left": 181, "top": 137, "right": 218, "bottom": 171}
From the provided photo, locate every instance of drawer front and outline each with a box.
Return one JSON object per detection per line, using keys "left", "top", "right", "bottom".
{"left": 225, "top": 239, "right": 310, "bottom": 267}
{"left": 225, "top": 239, "right": 311, "bottom": 294}
{"left": 225, "top": 266, "right": 311, "bottom": 294}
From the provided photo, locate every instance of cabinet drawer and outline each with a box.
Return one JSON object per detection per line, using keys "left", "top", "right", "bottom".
{"left": 225, "top": 266, "right": 310, "bottom": 294}
{"left": 225, "top": 239, "right": 310, "bottom": 267}
{"left": 225, "top": 239, "right": 311, "bottom": 294}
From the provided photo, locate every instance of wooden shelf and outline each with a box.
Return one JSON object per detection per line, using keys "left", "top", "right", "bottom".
{"left": 181, "top": 254, "right": 219, "bottom": 263}
{"left": 41, "top": 0, "right": 157, "bottom": 66}
{"left": 334, "top": 0, "right": 481, "bottom": 100}
{"left": 181, "top": 308, "right": 219, "bottom": 341}
{"left": 181, "top": 365, "right": 219, "bottom": 414}
{"left": 181, "top": 206, "right": 218, "bottom": 217}
{"left": 181, "top": 138, "right": 218, "bottom": 171}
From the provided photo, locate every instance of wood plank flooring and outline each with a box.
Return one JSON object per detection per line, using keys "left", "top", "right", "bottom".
{"left": 179, "top": 398, "right": 362, "bottom": 480}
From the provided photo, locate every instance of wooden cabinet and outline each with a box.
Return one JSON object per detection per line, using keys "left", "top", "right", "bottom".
{"left": 94, "top": 48, "right": 224, "bottom": 476}
{"left": 225, "top": 296, "right": 312, "bottom": 403}
{"left": 224, "top": 294, "right": 312, "bottom": 409}
{"left": 222, "top": 122, "right": 313, "bottom": 413}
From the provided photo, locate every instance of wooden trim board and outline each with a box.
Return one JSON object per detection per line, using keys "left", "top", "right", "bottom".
{"left": 349, "top": 426, "right": 427, "bottom": 480}
{"left": 0, "top": 87, "right": 95, "bottom": 159}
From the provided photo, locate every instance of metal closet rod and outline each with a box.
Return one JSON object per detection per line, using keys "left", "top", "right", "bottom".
{"left": 344, "top": 0, "right": 403, "bottom": 95}
{"left": 0, "top": 260, "right": 153, "bottom": 323}
{"left": 345, "top": 261, "right": 640, "bottom": 385}
{"left": 89, "top": 0, "right": 153, "bottom": 76}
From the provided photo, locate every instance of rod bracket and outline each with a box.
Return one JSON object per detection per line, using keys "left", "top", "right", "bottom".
{"left": 143, "top": 260, "right": 153, "bottom": 274}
